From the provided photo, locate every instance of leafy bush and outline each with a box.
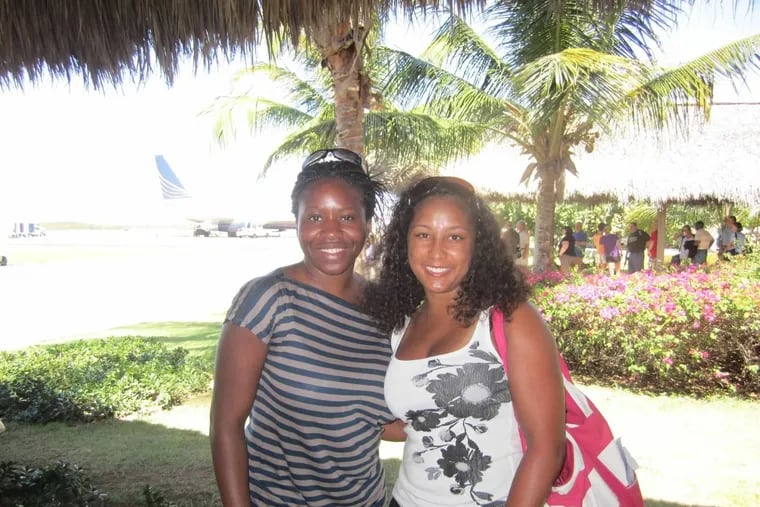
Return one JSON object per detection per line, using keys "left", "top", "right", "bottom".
{"left": 142, "top": 485, "right": 178, "bottom": 507}
{"left": 0, "top": 337, "right": 212, "bottom": 423}
{"left": 0, "top": 460, "right": 107, "bottom": 506}
{"left": 534, "top": 254, "right": 760, "bottom": 397}
{"left": 525, "top": 270, "right": 570, "bottom": 290}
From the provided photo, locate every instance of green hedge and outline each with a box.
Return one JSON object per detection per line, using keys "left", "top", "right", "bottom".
{"left": 0, "top": 460, "right": 107, "bottom": 506}
{"left": 0, "top": 337, "right": 212, "bottom": 423}
{"left": 533, "top": 254, "right": 760, "bottom": 397}
{"left": 0, "top": 460, "right": 180, "bottom": 506}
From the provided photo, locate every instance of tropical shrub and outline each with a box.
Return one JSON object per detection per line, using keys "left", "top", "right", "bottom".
{"left": 0, "top": 337, "right": 212, "bottom": 423}
{"left": 533, "top": 254, "right": 760, "bottom": 397}
{"left": 0, "top": 460, "right": 107, "bottom": 506}
{"left": 143, "top": 485, "right": 178, "bottom": 507}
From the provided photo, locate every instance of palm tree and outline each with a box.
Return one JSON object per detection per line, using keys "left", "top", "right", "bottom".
{"left": 227, "top": 7, "right": 482, "bottom": 158}
{"left": 373, "top": 1, "right": 760, "bottom": 272}
{"left": 204, "top": 41, "right": 488, "bottom": 182}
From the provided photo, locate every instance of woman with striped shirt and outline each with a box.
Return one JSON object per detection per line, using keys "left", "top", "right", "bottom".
{"left": 210, "top": 149, "right": 404, "bottom": 506}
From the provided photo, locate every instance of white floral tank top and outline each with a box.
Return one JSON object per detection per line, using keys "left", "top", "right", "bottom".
{"left": 385, "top": 310, "right": 524, "bottom": 506}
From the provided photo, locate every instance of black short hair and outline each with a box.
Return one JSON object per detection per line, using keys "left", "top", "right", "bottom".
{"left": 290, "top": 160, "right": 385, "bottom": 221}
{"left": 364, "top": 177, "right": 530, "bottom": 333}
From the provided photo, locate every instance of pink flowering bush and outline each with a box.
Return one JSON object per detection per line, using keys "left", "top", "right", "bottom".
{"left": 532, "top": 255, "right": 760, "bottom": 397}
{"left": 525, "top": 270, "right": 569, "bottom": 289}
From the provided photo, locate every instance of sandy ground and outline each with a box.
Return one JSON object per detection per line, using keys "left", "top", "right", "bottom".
{"left": 2, "top": 229, "right": 759, "bottom": 505}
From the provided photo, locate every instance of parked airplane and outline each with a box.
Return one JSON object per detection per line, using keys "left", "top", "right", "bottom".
{"left": 154, "top": 154, "right": 295, "bottom": 237}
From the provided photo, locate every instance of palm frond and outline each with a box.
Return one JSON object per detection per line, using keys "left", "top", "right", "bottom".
{"left": 262, "top": 120, "right": 338, "bottom": 173}
{"left": 486, "top": 0, "right": 601, "bottom": 67}
{"left": 232, "top": 62, "right": 333, "bottom": 116}
{"left": 425, "top": 14, "right": 514, "bottom": 95}
{"left": 486, "top": 0, "right": 681, "bottom": 66}
{"left": 374, "top": 46, "right": 506, "bottom": 121}
{"left": 203, "top": 95, "right": 314, "bottom": 146}
{"left": 363, "top": 110, "right": 489, "bottom": 169}
{"left": 621, "top": 33, "right": 760, "bottom": 135}
{"left": 605, "top": 0, "right": 681, "bottom": 60}
{"left": 512, "top": 47, "right": 642, "bottom": 127}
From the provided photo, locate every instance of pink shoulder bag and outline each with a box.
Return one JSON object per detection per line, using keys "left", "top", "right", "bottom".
{"left": 490, "top": 307, "right": 645, "bottom": 507}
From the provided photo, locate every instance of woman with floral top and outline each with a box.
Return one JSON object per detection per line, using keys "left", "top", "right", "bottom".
{"left": 365, "top": 176, "right": 565, "bottom": 506}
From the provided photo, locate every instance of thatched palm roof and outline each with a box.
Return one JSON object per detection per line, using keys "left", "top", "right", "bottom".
{"left": 466, "top": 103, "right": 760, "bottom": 209}
{"left": 0, "top": 0, "right": 480, "bottom": 88}
{"left": 0, "top": 0, "right": 657, "bottom": 89}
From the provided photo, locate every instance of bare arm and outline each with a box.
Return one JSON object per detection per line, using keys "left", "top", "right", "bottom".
{"left": 521, "top": 236, "right": 530, "bottom": 254}
{"left": 210, "top": 322, "right": 268, "bottom": 507}
{"left": 504, "top": 302, "right": 566, "bottom": 507}
{"left": 381, "top": 419, "right": 407, "bottom": 442}
{"left": 558, "top": 240, "right": 569, "bottom": 256}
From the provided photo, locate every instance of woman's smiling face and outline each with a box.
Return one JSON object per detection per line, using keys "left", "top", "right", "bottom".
{"left": 296, "top": 178, "right": 368, "bottom": 280}
{"left": 407, "top": 195, "right": 475, "bottom": 300}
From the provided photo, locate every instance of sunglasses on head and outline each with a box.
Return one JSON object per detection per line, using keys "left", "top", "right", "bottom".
{"left": 406, "top": 176, "right": 477, "bottom": 208}
{"left": 412, "top": 176, "right": 476, "bottom": 195}
{"left": 301, "top": 148, "right": 366, "bottom": 172}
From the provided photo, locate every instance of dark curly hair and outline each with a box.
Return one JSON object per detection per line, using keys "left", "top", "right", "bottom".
{"left": 364, "top": 177, "right": 531, "bottom": 333}
{"left": 290, "top": 151, "right": 386, "bottom": 221}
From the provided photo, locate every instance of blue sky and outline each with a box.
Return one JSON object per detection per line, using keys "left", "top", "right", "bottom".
{"left": 0, "top": 1, "right": 758, "bottom": 226}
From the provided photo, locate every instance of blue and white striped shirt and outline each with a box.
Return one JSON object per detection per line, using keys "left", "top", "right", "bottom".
{"left": 225, "top": 269, "right": 394, "bottom": 506}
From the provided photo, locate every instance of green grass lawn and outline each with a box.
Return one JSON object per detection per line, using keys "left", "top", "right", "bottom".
{"left": 2, "top": 321, "right": 759, "bottom": 506}
{"left": 109, "top": 320, "right": 222, "bottom": 364}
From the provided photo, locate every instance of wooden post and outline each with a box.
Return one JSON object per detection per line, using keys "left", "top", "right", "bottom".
{"left": 656, "top": 204, "right": 667, "bottom": 266}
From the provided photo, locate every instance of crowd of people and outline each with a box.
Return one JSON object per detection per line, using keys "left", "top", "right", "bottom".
{"left": 209, "top": 147, "right": 737, "bottom": 506}
{"left": 498, "top": 214, "right": 749, "bottom": 276}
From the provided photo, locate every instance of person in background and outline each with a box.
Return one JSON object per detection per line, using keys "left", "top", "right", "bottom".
{"left": 365, "top": 176, "right": 565, "bottom": 507}
{"left": 717, "top": 215, "right": 737, "bottom": 259}
{"left": 625, "top": 222, "right": 649, "bottom": 274}
{"left": 501, "top": 220, "right": 521, "bottom": 260}
{"left": 647, "top": 227, "right": 658, "bottom": 268}
{"left": 516, "top": 220, "right": 531, "bottom": 268}
{"left": 572, "top": 221, "right": 589, "bottom": 258}
{"left": 210, "top": 148, "right": 404, "bottom": 507}
{"left": 671, "top": 225, "right": 696, "bottom": 267}
{"left": 726, "top": 221, "right": 746, "bottom": 256}
{"left": 693, "top": 220, "right": 714, "bottom": 265}
{"left": 558, "top": 225, "right": 582, "bottom": 274}
{"left": 359, "top": 232, "right": 384, "bottom": 280}
{"left": 600, "top": 224, "right": 622, "bottom": 276}
{"left": 593, "top": 223, "right": 606, "bottom": 271}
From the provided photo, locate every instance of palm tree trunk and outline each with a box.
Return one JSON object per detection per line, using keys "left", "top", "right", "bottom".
{"left": 315, "top": 23, "right": 365, "bottom": 155}
{"left": 328, "top": 50, "right": 364, "bottom": 154}
{"left": 534, "top": 172, "right": 558, "bottom": 273}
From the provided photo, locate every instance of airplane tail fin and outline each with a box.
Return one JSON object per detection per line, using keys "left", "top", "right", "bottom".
{"left": 155, "top": 155, "right": 192, "bottom": 199}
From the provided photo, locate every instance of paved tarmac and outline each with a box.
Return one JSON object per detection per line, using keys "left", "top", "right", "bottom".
{"left": 0, "top": 229, "right": 303, "bottom": 351}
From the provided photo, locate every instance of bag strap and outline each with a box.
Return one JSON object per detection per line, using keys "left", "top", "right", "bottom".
{"left": 490, "top": 307, "right": 578, "bottom": 489}
{"left": 490, "top": 306, "right": 572, "bottom": 380}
